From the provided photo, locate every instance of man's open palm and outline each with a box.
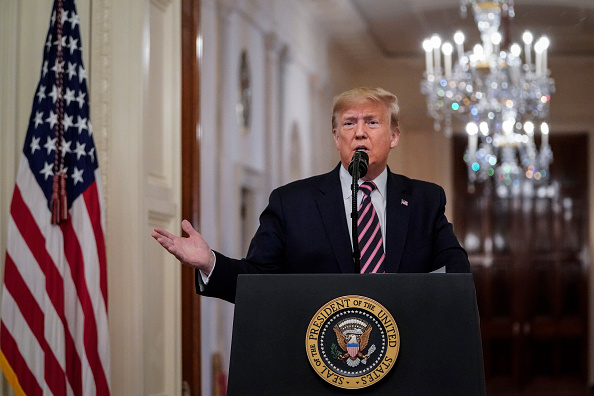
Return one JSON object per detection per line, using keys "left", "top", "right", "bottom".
{"left": 152, "top": 219, "right": 214, "bottom": 274}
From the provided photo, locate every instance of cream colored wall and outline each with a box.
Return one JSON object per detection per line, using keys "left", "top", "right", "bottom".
{"left": 198, "top": 1, "right": 339, "bottom": 394}
{"left": 0, "top": 0, "right": 182, "bottom": 395}
{"left": 93, "top": 0, "right": 183, "bottom": 393}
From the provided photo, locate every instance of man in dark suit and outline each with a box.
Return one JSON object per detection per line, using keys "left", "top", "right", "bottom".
{"left": 152, "top": 87, "right": 469, "bottom": 303}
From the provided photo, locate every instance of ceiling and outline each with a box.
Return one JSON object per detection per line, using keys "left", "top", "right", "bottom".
{"left": 310, "top": 0, "right": 594, "bottom": 65}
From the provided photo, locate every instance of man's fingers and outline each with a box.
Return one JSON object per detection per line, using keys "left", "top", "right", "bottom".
{"left": 181, "top": 219, "right": 198, "bottom": 236}
{"left": 152, "top": 232, "right": 172, "bottom": 249}
{"left": 152, "top": 227, "right": 175, "bottom": 240}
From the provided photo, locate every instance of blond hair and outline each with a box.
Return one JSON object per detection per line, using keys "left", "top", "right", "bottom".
{"left": 331, "top": 87, "right": 400, "bottom": 131}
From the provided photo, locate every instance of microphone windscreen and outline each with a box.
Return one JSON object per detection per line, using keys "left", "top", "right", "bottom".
{"left": 348, "top": 151, "right": 369, "bottom": 178}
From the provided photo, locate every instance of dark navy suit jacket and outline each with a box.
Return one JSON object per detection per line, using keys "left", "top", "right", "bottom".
{"left": 199, "top": 164, "right": 469, "bottom": 303}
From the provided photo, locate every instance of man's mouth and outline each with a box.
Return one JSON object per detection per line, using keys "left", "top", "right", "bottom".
{"left": 354, "top": 146, "right": 368, "bottom": 152}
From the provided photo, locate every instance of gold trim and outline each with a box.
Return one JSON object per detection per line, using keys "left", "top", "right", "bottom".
{"left": 305, "top": 295, "right": 400, "bottom": 389}
{"left": 474, "top": 1, "right": 502, "bottom": 10}
{"left": 0, "top": 351, "right": 26, "bottom": 396}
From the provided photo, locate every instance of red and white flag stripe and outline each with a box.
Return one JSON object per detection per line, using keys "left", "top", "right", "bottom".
{"left": 1, "top": 156, "right": 110, "bottom": 395}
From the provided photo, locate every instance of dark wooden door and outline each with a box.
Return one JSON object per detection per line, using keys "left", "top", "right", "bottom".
{"left": 453, "top": 134, "right": 589, "bottom": 395}
{"left": 181, "top": 0, "right": 202, "bottom": 394}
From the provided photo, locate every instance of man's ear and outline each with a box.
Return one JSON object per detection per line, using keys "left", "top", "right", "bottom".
{"left": 390, "top": 128, "right": 400, "bottom": 149}
{"left": 332, "top": 129, "right": 339, "bottom": 145}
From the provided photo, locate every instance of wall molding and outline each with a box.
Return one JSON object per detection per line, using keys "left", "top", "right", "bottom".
{"left": 151, "top": 0, "right": 173, "bottom": 12}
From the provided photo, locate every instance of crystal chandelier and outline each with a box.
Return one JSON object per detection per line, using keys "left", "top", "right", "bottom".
{"left": 420, "top": 0, "right": 555, "bottom": 197}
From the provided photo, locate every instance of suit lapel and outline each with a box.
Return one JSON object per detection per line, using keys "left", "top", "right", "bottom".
{"left": 384, "top": 171, "right": 410, "bottom": 273}
{"left": 316, "top": 165, "right": 354, "bottom": 273}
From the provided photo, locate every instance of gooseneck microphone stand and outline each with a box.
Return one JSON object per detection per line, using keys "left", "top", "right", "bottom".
{"left": 351, "top": 160, "right": 362, "bottom": 273}
{"left": 349, "top": 151, "right": 368, "bottom": 273}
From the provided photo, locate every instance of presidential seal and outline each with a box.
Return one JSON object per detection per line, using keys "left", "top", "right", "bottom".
{"left": 305, "top": 295, "right": 400, "bottom": 389}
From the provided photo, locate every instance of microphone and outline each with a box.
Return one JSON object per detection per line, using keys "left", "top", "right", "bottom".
{"left": 348, "top": 150, "right": 369, "bottom": 179}
{"left": 348, "top": 150, "right": 369, "bottom": 273}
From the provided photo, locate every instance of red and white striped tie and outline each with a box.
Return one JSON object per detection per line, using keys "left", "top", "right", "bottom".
{"left": 358, "top": 181, "right": 385, "bottom": 273}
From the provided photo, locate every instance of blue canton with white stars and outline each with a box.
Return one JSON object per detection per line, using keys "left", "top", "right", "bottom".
{"left": 24, "top": 0, "right": 97, "bottom": 210}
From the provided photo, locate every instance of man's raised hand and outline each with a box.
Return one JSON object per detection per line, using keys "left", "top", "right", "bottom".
{"left": 152, "top": 219, "right": 215, "bottom": 275}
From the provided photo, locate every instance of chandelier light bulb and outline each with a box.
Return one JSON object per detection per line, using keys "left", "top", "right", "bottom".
{"left": 502, "top": 119, "right": 515, "bottom": 135}
{"left": 423, "top": 39, "right": 434, "bottom": 76}
{"left": 442, "top": 42, "right": 454, "bottom": 78}
{"left": 454, "top": 31, "right": 465, "bottom": 59}
{"left": 539, "top": 38, "right": 550, "bottom": 75}
{"left": 491, "top": 32, "right": 502, "bottom": 57}
{"left": 431, "top": 35, "right": 442, "bottom": 49}
{"left": 524, "top": 121, "right": 535, "bottom": 136}
{"left": 473, "top": 44, "right": 483, "bottom": 56}
{"left": 491, "top": 32, "right": 502, "bottom": 46}
{"left": 523, "top": 31, "right": 533, "bottom": 67}
{"left": 466, "top": 122, "right": 479, "bottom": 136}
{"left": 480, "top": 122, "right": 489, "bottom": 136}
{"left": 510, "top": 43, "right": 521, "bottom": 58}
{"left": 539, "top": 37, "right": 550, "bottom": 50}
{"left": 534, "top": 38, "right": 548, "bottom": 76}
{"left": 541, "top": 122, "right": 550, "bottom": 147}
{"left": 431, "top": 35, "right": 442, "bottom": 74}
{"left": 422, "top": 39, "right": 433, "bottom": 53}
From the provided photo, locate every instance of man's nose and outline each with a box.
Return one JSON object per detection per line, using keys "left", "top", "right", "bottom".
{"left": 355, "top": 121, "right": 368, "bottom": 137}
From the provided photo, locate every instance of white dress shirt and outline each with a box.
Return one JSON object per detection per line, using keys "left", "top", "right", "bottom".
{"left": 339, "top": 165, "right": 388, "bottom": 250}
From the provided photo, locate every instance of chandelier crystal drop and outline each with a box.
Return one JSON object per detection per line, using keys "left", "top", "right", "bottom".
{"left": 420, "top": 0, "right": 555, "bottom": 198}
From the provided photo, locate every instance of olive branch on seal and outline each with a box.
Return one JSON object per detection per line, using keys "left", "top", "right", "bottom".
{"left": 330, "top": 343, "right": 343, "bottom": 360}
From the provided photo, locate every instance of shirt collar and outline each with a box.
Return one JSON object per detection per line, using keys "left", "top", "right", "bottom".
{"left": 339, "top": 164, "right": 388, "bottom": 200}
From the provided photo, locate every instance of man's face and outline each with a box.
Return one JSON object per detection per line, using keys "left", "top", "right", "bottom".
{"left": 333, "top": 100, "right": 399, "bottom": 180}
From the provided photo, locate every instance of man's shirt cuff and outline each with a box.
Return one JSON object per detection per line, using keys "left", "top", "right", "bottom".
{"left": 197, "top": 250, "right": 216, "bottom": 291}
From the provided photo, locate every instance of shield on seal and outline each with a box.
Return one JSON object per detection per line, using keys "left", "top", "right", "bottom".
{"left": 347, "top": 335, "right": 359, "bottom": 358}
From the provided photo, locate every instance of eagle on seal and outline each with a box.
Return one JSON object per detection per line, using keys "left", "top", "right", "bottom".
{"left": 333, "top": 325, "right": 372, "bottom": 361}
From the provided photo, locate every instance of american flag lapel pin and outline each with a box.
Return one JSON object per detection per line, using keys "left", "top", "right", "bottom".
{"left": 401, "top": 199, "right": 408, "bottom": 206}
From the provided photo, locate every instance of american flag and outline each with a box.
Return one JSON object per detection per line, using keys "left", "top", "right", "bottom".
{"left": 0, "top": 0, "right": 110, "bottom": 395}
